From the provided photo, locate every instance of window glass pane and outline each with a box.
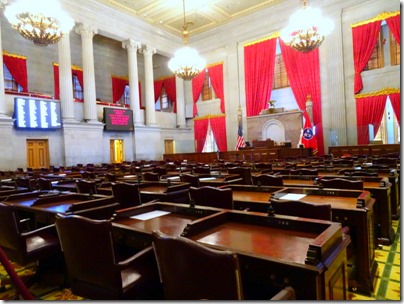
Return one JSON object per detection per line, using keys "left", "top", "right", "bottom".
{"left": 72, "top": 75, "right": 83, "bottom": 100}
{"left": 3, "top": 64, "right": 22, "bottom": 91}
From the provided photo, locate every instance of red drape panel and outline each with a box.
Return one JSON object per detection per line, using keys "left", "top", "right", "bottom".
{"left": 163, "top": 76, "right": 177, "bottom": 113}
{"left": 209, "top": 115, "right": 227, "bottom": 152}
{"left": 352, "top": 21, "right": 381, "bottom": 94}
{"left": 53, "top": 64, "right": 60, "bottom": 99}
{"left": 191, "top": 69, "right": 206, "bottom": 116}
{"left": 244, "top": 38, "right": 277, "bottom": 117}
{"left": 208, "top": 64, "right": 225, "bottom": 113}
{"left": 389, "top": 92, "right": 400, "bottom": 125}
{"left": 386, "top": 14, "right": 400, "bottom": 45}
{"left": 194, "top": 118, "right": 209, "bottom": 152}
{"left": 356, "top": 94, "right": 387, "bottom": 144}
{"left": 153, "top": 79, "right": 164, "bottom": 103}
{"left": 112, "top": 76, "right": 129, "bottom": 103}
{"left": 3, "top": 53, "right": 28, "bottom": 92}
{"left": 279, "top": 40, "right": 323, "bottom": 155}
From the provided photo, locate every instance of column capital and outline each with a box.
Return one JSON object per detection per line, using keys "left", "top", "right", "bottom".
{"left": 75, "top": 24, "right": 98, "bottom": 38}
{"left": 122, "top": 39, "right": 142, "bottom": 51}
{"left": 0, "top": 0, "right": 7, "bottom": 10}
{"left": 141, "top": 45, "right": 157, "bottom": 56}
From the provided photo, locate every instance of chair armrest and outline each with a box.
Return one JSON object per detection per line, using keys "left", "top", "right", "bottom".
{"left": 21, "top": 224, "right": 57, "bottom": 237}
{"left": 116, "top": 246, "right": 155, "bottom": 269}
{"left": 270, "top": 286, "right": 296, "bottom": 300}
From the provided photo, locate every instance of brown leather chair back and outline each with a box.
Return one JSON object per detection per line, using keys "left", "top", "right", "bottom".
{"left": 55, "top": 214, "right": 161, "bottom": 300}
{"left": 76, "top": 179, "right": 98, "bottom": 194}
{"left": 180, "top": 173, "right": 200, "bottom": 188}
{"left": 143, "top": 172, "right": 160, "bottom": 181}
{"left": 290, "top": 168, "right": 318, "bottom": 176}
{"left": 270, "top": 199, "right": 332, "bottom": 221}
{"left": 37, "top": 177, "right": 53, "bottom": 190}
{"left": 111, "top": 182, "right": 142, "bottom": 208}
{"left": 252, "top": 174, "right": 283, "bottom": 187}
{"left": 0, "top": 203, "right": 24, "bottom": 253}
{"left": 189, "top": 186, "right": 233, "bottom": 209}
{"left": 227, "top": 167, "right": 252, "bottom": 185}
{"left": 320, "top": 178, "right": 364, "bottom": 190}
{"left": 104, "top": 173, "right": 117, "bottom": 182}
{"left": 152, "top": 230, "right": 243, "bottom": 300}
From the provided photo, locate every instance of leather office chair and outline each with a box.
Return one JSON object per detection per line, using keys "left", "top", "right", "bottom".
{"left": 290, "top": 168, "right": 318, "bottom": 176}
{"left": 111, "top": 182, "right": 142, "bottom": 209}
{"left": 0, "top": 203, "right": 61, "bottom": 291}
{"left": 37, "top": 177, "right": 53, "bottom": 191}
{"left": 193, "top": 166, "right": 210, "bottom": 174}
{"left": 189, "top": 186, "right": 233, "bottom": 209}
{"left": 104, "top": 173, "right": 117, "bottom": 182}
{"left": 76, "top": 179, "right": 98, "bottom": 194}
{"left": 14, "top": 177, "right": 31, "bottom": 189}
{"left": 252, "top": 174, "right": 283, "bottom": 187}
{"left": 227, "top": 167, "right": 253, "bottom": 185}
{"left": 270, "top": 199, "right": 332, "bottom": 221}
{"left": 152, "top": 230, "right": 296, "bottom": 300}
{"left": 319, "top": 178, "right": 364, "bottom": 190}
{"left": 180, "top": 173, "right": 200, "bottom": 188}
{"left": 142, "top": 172, "right": 160, "bottom": 181}
{"left": 55, "top": 214, "right": 161, "bottom": 300}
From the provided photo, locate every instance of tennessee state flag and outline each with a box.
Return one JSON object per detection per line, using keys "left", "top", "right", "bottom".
{"left": 299, "top": 114, "right": 318, "bottom": 155}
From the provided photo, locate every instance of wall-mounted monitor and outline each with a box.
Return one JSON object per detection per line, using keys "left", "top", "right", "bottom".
{"left": 103, "top": 107, "right": 134, "bottom": 131}
{"left": 13, "top": 97, "right": 62, "bottom": 129}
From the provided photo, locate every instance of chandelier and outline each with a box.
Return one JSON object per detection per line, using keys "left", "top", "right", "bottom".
{"left": 280, "top": 0, "right": 333, "bottom": 53}
{"left": 4, "top": 0, "right": 74, "bottom": 47}
{"left": 168, "top": 0, "right": 206, "bottom": 80}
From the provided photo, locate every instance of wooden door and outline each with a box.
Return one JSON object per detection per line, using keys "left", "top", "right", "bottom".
{"left": 164, "top": 139, "right": 174, "bottom": 155}
{"left": 26, "top": 139, "right": 49, "bottom": 169}
{"left": 110, "top": 139, "right": 124, "bottom": 163}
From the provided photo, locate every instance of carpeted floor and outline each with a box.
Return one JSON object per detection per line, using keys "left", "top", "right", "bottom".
{"left": 0, "top": 220, "right": 400, "bottom": 301}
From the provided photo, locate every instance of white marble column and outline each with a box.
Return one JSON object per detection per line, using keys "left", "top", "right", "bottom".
{"left": 0, "top": 0, "right": 9, "bottom": 118}
{"left": 75, "top": 24, "right": 99, "bottom": 123}
{"left": 175, "top": 76, "right": 186, "bottom": 128}
{"left": 141, "top": 45, "right": 157, "bottom": 126}
{"left": 58, "top": 32, "right": 75, "bottom": 121}
{"left": 122, "top": 39, "right": 143, "bottom": 126}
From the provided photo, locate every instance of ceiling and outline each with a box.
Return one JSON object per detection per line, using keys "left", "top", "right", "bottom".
{"left": 94, "top": 0, "right": 280, "bottom": 37}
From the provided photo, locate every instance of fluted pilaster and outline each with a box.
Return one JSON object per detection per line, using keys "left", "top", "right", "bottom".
{"left": 75, "top": 24, "right": 98, "bottom": 122}
{"left": 122, "top": 39, "right": 143, "bottom": 126}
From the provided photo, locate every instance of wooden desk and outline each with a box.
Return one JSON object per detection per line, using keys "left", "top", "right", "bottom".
{"left": 182, "top": 210, "right": 349, "bottom": 300}
{"left": 2, "top": 191, "right": 117, "bottom": 225}
{"left": 272, "top": 187, "right": 377, "bottom": 295}
{"left": 278, "top": 174, "right": 394, "bottom": 246}
{"left": 0, "top": 185, "right": 30, "bottom": 197}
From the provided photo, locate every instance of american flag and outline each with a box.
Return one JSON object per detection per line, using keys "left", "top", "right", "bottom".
{"left": 235, "top": 119, "right": 246, "bottom": 150}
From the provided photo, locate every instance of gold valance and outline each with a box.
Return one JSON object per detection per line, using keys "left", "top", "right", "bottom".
{"left": 3, "top": 51, "right": 27, "bottom": 59}
{"left": 112, "top": 75, "right": 129, "bottom": 81}
{"left": 351, "top": 11, "right": 400, "bottom": 28}
{"left": 355, "top": 87, "right": 400, "bottom": 99}
{"left": 244, "top": 32, "right": 280, "bottom": 47}
{"left": 193, "top": 113, "right": 226, "bottom": 121}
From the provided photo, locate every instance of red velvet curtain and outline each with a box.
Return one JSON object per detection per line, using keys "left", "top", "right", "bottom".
{"left": 356, "top": 94, "right": 387, "bottom": 144}
{"left": 386, "top": 14, "right": 400, "bottom": 45}
{"left": 153, "top": 79, "right": 164, "bottom": 103}
{"left": 191, "top": 69, "right": 206, "bottom": 116}
{"left": 279, "top": 40, "right": 323, "bottom": 155}
{"left": 163, "top": 76, "right": 176, "bottom": 113}
{"left": 3, "top": 53, "right": 28, "bottom": 92}
{"left": 389, "top": 92, "right": 400, "bottom": 125}
{"left": 53, "top": 64, "right": 60, "bottom": 99}
{"left": 244, "top": 37, "right": 277, "bottom": 117}
{"left": 208, "top": 63, "right": 225, "bottom": 113}
{"left": 352, "top": 21, "right": 381, "bottom": 94}
{"left": 194, "top": 118, "right": 209, "bottom": 152}
{"left": 112, "top": 76, "right": 128, "bottom": 103}
{"left": 209, "top": 115, "right": 227, "bottom": 152}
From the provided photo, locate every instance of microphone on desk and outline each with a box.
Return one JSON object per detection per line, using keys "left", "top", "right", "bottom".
{"left": 189, "top": 198, "right": 195, "bottom": 208}
{"left": 257, "top": 181, "right": 262, "bottom": 190}
{"left": 267, "top": 204, "right": 275, "bottom": 217}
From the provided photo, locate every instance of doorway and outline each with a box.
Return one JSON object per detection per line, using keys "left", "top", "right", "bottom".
{"left": 164, "top": 139, "right": 174, "bottom": 155}
{"left": 110, "top": 139, "right": 124, "bottom": 163}
{"left": 26, "top": 139, "right": 49, "bottom": 169}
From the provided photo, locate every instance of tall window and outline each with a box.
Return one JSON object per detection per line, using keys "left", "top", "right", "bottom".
{"left": 365, "top": 29, "right": 384, "bottom": 70}
{"left": 390, "top": 31, "right": 400, "bottom": 66}
{"left": 4, "top": 64, "right": 22, "bottom": 91}
{"left": 72, "top": 75, "right": 83, "bottom": 100}
{"left": 118, "top": 85, "right": 130, "bottom": 105}
{"left": 156, "top": 87, "right": 173, "bottom": 112}
{"left": 374, "top": 98, "right": 400, "bottom": 144}
{"left": 202, "top": 124, "right": 218, "bottom": 152}
{"left": 273, "top": 53, "right": 290, "bottom": 89}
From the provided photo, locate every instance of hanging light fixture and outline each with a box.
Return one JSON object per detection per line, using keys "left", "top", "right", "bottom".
{"left": 280, "top": 0, "right": 334, "bottom": 53}
{"left": 4, "top": 0, "right": 74, "bottom": 47}
{"left": 168, "top": 0, "right": 206, "bottom": 80}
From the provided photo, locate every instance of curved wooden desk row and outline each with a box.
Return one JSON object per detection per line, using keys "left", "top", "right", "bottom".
{"left": 112, "top": 201, "right": 350, "bottom": 300}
